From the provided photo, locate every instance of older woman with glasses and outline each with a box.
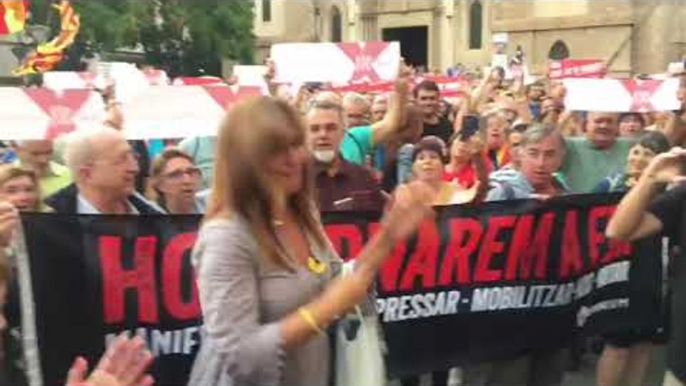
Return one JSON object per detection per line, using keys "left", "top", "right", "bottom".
{"left": 148, "top": 148, "right": 204, "bottom": 214}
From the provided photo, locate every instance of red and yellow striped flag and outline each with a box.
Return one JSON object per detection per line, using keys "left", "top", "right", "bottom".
{"left": 0, "top": 1, "right": 29, "bottom": 35}
{"left": 13, "top": 1, "right": 79, "bottom": 75}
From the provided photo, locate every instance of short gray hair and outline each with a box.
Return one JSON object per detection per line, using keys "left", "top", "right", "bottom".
{"left": 312, "top": 91, "right": 341, "bottom": 106}
{"left": 306, "top": 100, "right": 347, "bottom": 128}
{"left": 342, "top": 92, "right": 370, "bottom": 109}
{"left": 520, "top": 123, "right": 566, "bottom": 153}
{"left": 63, "top": 125, "right": 124, "bottom": 175}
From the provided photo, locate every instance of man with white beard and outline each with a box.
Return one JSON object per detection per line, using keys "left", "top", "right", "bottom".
{"left": 306, "top": 100, "right": 385, "bottom": 212}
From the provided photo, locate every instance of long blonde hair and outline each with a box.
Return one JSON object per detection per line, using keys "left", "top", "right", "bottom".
{"left": 206, "top": 97, "right": 327, "bottom": 269}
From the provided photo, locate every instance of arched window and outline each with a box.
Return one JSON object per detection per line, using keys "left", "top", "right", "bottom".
{"left": 469, "top": 0, "right": 483, "bottom": 50}
{"left": 331, "top": 6, "right": 342, "bottom": 42}
{"left": 549, "top": 40, "right": 570, "bottom": 60}
{"left": 262, "top": 0, "right": 272, "bottom": 22}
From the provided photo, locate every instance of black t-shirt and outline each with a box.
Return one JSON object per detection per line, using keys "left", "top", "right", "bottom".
{"left": 648, "top": 183, "right": 686, "bottom": 381}
{"left": 422, "top": 117, "right": 453, "bottom": 144}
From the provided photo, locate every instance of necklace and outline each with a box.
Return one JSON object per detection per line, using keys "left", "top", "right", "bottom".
{"left": 274, "top": 218, "right": 327, "bottom": 275}
{"left": 307, "top": 256, "right": 327, "bottom": 274}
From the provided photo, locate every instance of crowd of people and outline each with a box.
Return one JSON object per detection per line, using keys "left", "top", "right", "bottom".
{"left": 0, "top": 61, "right": 684, "bottom": 386}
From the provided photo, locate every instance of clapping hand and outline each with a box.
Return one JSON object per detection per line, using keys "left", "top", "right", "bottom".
{"left": 66, "top": 335, "right": 154, "bottom": 386}
{"left": 643, "top": 147, "right": 686, "bottom": 185}
{"left": 381, "top": 181, "right": 437, "bottom": 243}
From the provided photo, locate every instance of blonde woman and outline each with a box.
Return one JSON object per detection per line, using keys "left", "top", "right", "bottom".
{"left": 0, "top": 165, "right": 41, "bottom": 212}
{"left": 189, "top": 97, "right": 434, "bottom": 386}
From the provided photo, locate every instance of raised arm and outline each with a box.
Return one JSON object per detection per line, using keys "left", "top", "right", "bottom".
{"left": 661, "top": 111, "right": 686, "bottom": 147}
{"left": 606, "top": 147, "right": 686, "bottom": 241}
{"left": 195, "top": 183, "right": 434, "bottom": 385}
{"left": 371, "top": 67, "right": 411, "bottom": 146}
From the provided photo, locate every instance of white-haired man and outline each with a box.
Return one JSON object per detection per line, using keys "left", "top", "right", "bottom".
{"left": 45, "top": 127, "right": 162, "bottom": 214}
{"left": 342, "top": 92, "right": 371, "bottom": 129}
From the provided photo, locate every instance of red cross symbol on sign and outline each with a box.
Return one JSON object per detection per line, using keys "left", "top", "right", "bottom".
{"left": 338, "top": 42, "right": 389, "bottom": 83}
{"left": 202, "top": 86, "right": 264, "bottom": 111}
{"left": 25, "top": 89, "right": 92, "bottom": 140}
{"left": 622, "top": 80, "right": 662, "bottom": 113}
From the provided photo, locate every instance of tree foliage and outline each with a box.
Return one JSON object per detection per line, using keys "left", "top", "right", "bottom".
{"left": 27, "top": 0, "right": 256, "bottom": 77}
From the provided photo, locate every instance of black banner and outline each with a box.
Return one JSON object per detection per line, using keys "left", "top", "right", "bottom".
{"left": 16, "top": 214, "right": 203, "bottom": 386}
{"left": 14, "top": 194, "right": 663, "bottom": 384}
{"left": 321, "top": 194, "right": 663, "bottom": 377}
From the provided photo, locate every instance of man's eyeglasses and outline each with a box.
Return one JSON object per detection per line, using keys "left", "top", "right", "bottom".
{"left": 162, "top": 167, "right": 202, "bottom": 182}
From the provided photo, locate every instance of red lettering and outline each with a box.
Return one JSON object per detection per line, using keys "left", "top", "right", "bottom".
{"left": 379, "top": 241, "right": 408, "bottom": 293}
{"left": 398, "top": 221, "right": 440, "bottom": 291}
{"left": 324, "top": 224, "right": 364, "bottom": 262}
{"left": 560, "top": 210, "right": 584, "bottom": 279}
{"left": 505, "top": 213, "right": 554, "bottom": 281}
{"left": 367, "top": 223, "right": 407, "bottom": 293}
{"left": 602, "top": 239, "right": 633, "bottom": 264}
{"left": 162, "top": 233, "right": 200, "bottom": 320}
{"left": 588, "top": 206, "right": 614, "bottom": 269}
{"left": 475, "top": 216, "right": 517, "bottom": 283}
{"left": 101, "top": 236, "right": 158, "bottom": 324}
{"left": 439, "top": 219, "right": 482, "bottom": 286}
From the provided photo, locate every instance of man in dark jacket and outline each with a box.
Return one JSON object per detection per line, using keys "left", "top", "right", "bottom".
{"left": 45, "top": 126, "right": 162, "bottom": 214}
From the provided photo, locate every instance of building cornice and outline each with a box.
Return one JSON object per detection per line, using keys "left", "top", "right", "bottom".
{"left": 493, "top": 13, "right": 634, "bottom": 33}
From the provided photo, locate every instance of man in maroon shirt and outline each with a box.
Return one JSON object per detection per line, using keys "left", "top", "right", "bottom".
{"left": 306, "top": 100, "right": 384, "bottom": 212}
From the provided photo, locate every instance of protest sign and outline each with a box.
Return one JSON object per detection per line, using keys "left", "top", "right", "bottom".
{"left": 549, "top": 59, "right": 606, "bottom": 80}
{"left": 330, "top": 75, "right": 470, "bottom": 97}
{"left": 271, "top": 41, "right": 400, "bottom": 84}
{"left": 563, "top": 78, "right": 681, "bottom": 112}
{"left": 172, "top": 76, "right": 224, "bottom": 86}
{"left": 0, "top": 85, "right": 264, "bottom": 140}
{"left": 323, "top": 194, "right": 662, "bottom": 376}
{"left": 116, "top": 85, "right": 265, "bottom": 139}
{"left": 43, "top": 71, "right": 101, "bottom": 90}
{"left": 15, "top": 194, "right": 662, "bottom": 384}
{"left": 0, "top": 88, "right": 106, "bottom": 140}
{"left": 16, "top": 214, "right": 203, "bottom": 386}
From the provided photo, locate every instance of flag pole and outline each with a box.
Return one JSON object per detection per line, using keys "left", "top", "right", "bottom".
{"left": 12, "top": 218, "right": 43, "bottom": 386}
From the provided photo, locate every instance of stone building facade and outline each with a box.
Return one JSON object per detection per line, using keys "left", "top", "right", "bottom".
{"left": 254, "top": 0, "right": 686, "bottom": 76}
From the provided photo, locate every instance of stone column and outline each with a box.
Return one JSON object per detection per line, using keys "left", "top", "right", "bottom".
{"left": 345, "top": 0, "right": 359, "bottom": 41}
{"left": 438, "top": 0, "right": 457, "bottom": 71}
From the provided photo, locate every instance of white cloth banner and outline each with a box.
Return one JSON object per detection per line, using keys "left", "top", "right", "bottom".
{"left": 0, "top": 85, "right": 263, "bottom": 140}
{"left": 271, "top": 41, "right": 400, "bottom": 83}
{"left": 0, "top": 88, "right": 105, "bottom": 140}
{"left": 233, "top": 65, "right": 270, "bottom": 94}
{"left": 120, "top": 85, "right": 265, "bottom": 139}
{"left": 563, "top": 78, "right": 681, "bottom": 112}
{"left": 43, "top": 67, "right": 171, "bottom": 102}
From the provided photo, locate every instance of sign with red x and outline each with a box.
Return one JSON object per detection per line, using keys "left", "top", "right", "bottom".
{"left": 337, "top": 42, "right": 390, "bottom": 83}
{"left": 563, "top": 78, "right": 680, "bottom": 112}
{"left": 621, "top": 80, "right": 662, "bottom": 113}
{"left": 202, "top": 85, "right": 264, "bottom": 111}
{"left": 24, "top": 89, "right": 94, "bottom": 140}
{"left": 271, "top": 41, "right": 400, "bottom": 84}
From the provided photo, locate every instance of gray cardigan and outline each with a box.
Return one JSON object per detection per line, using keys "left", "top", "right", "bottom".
{"left": 188, "top": 216, "right": 343, "bottom": 386}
